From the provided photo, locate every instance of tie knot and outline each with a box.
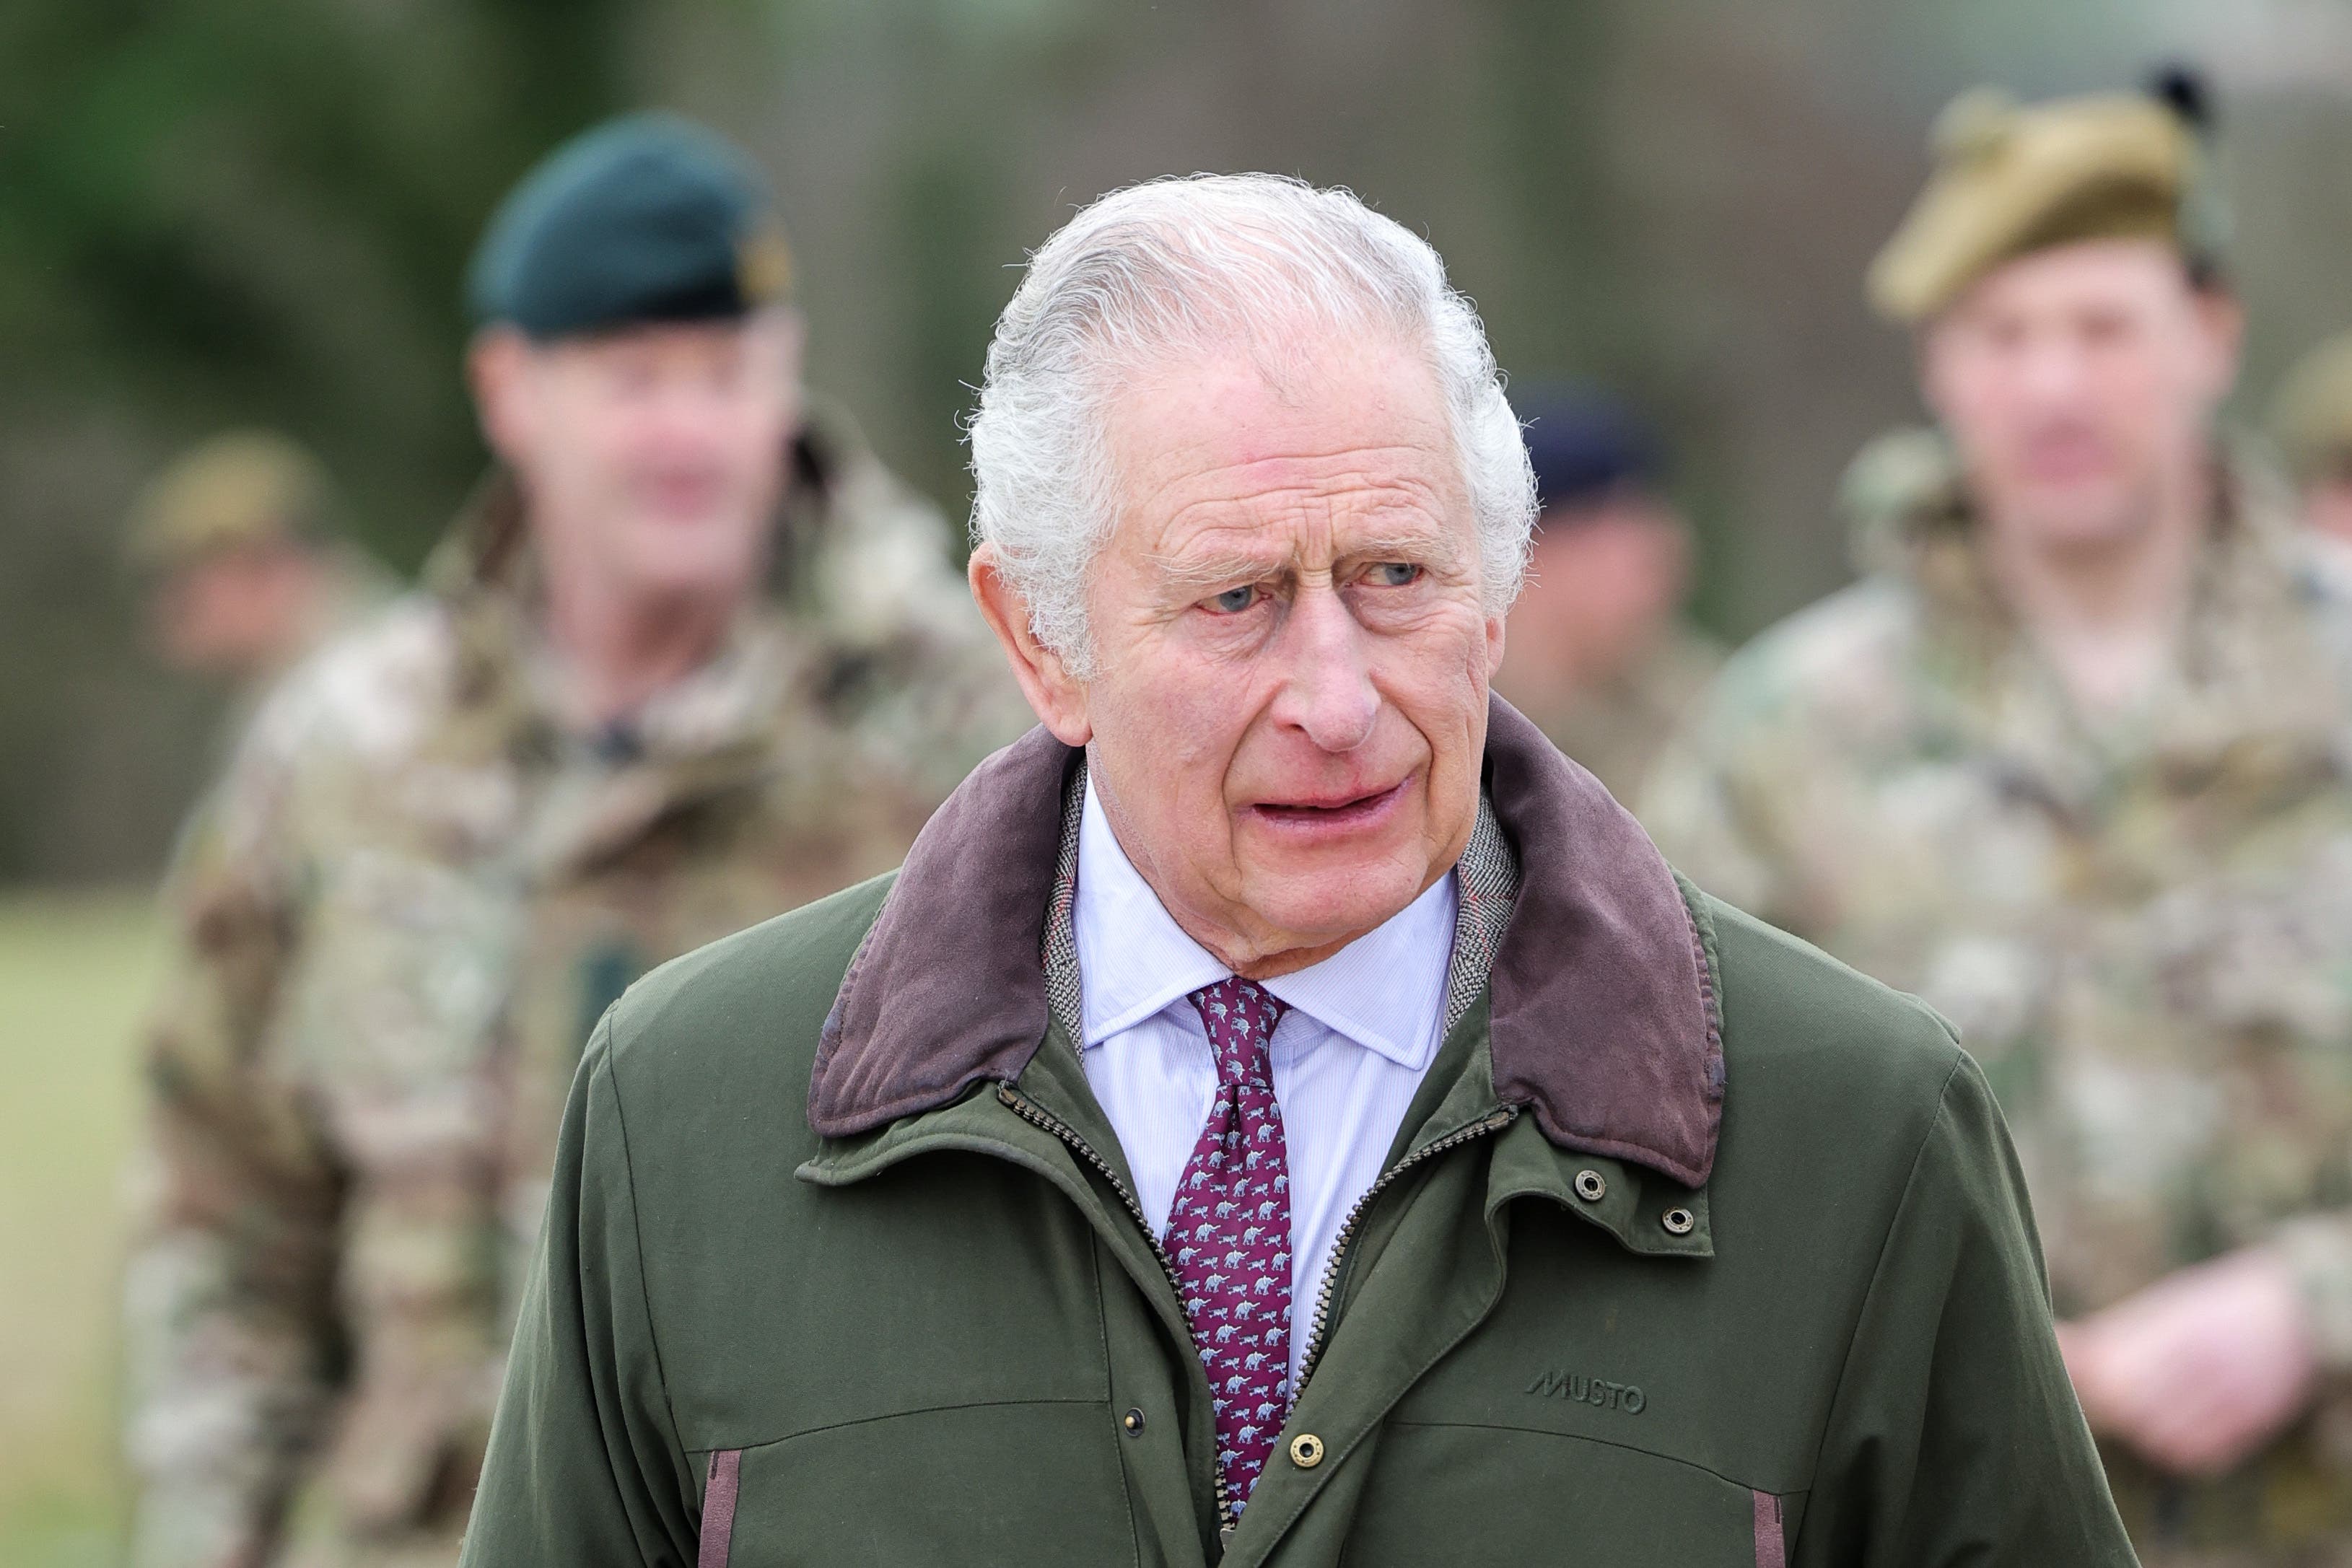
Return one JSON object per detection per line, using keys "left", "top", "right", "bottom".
{"left": 1187, "top": 976, "right": 1287, "bottom": 1087}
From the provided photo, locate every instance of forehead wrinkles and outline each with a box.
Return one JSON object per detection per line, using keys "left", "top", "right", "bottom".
{"left": 1148, "top": 442, "right": 1451, "bottom": 520}
{"left": 1104, "top": 333, "right": 1470, "bottom": 579}
{"left": 1186, "top": 439, "right": 1446, "bottom": 507}
{"left": 1104, "top": 323, "right": 1452, "bottom": 463}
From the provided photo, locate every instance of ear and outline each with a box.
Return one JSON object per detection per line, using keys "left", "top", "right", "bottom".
{"left": 467, "top": 328, "right": 535, "bottom": 464}
{"left": 2193, "top": 286, "right": 2245, "bottom": 400}
{"left": 969, "top": 543, "right": 1093, "bottom": 745}
{"left": 1656, "top": 508, "right": 1697, "bottom": 596}
{"left": 1484, "top": 609, "right": 1508, "bottom": 683}
{"left": 1915, "top": 320, "right": 1960, "bottom": 427}
{"left": 759, "top": 307, "right": 809, "bottom": 435}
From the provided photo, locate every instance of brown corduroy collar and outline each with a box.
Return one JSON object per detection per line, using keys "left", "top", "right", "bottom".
{"left": 810, "top": 696, "right": 1726, "bottom": 1187}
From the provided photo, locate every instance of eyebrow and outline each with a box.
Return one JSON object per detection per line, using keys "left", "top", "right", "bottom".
{"left": 1148, "top": 527, "right": 1465, "bottom": 597}
{"left": 1150, "top": 551, "right": 1285, "bottom": 598}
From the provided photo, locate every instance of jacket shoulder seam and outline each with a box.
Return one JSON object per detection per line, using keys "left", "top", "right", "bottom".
{"left": 606, "top": 871, "right": 896, "bottom": 1068}
{"left": 1707, "top": 901, "right": 1965, "bottom": 1082}
{"left": 590, "top": 1006, "right": 691, "bottom": 1492}
{"left": 1800, "top": 1048, "right": 1969, "bottom": 1499}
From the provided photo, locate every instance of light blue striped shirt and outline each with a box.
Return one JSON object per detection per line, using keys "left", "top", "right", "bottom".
{"left": 1074, "top": 778, "right": 1458, "bottom": 1388}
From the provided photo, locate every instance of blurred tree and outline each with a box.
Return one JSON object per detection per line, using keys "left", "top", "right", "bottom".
{"left": 0, "top": 0, "right": 634, "bottom": 563}
{"left": 1469, "top": 0, "right": 1639, "bottom": 380}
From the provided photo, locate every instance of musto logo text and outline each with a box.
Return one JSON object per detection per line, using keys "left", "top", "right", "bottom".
{"left": 1525, "top": 1370, "right": 1645, "bottom": 1414}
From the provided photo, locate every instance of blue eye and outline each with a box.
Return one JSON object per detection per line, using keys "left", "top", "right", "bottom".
{"left": 1372, "top": 563, "right": 1420, "bottom": 586}
{"left": 1211, "top": 585, "right": 1258, "bottom": 613}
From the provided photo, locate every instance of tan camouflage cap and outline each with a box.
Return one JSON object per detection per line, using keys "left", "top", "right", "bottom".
{"left": 1868, "top": 76, "right": 2222, "bottom": 324}
{"left": 2270, "top": 330, "right": 2352, "bottom": 487}
{"left": 126, "top": 430, "right": 344, "bottom": 571}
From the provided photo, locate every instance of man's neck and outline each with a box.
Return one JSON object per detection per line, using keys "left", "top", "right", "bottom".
{"left": 541, "top": 566, "right": 744, "bottom": 730}
{"left": 1980, "top": 464, "right": 2212, "bottom": 717}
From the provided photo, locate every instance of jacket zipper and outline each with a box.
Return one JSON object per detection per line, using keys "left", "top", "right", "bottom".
{"left": 996, "top": 1082, "right": 1239, "bottom": 1534}
{"left": 1293, "top": 1108, "right": 1519, "bottom": 1393}
{"left": 997, "top": 1084, "right": 1518, "bottom": 1536}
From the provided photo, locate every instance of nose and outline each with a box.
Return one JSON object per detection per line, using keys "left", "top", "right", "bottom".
{"left": 2016, "top": 331, "right": 2095, "bottom": 408}
{"left": 650, "top": 377, "right": 730, "bottom": 449}
{"left": 1266, "top": 584, "right": 1379, "bottom": 753}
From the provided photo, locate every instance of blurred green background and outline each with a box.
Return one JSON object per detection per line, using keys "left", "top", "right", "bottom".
{"left": 7, "top": 0, "right": 2352, "bottom": 1559}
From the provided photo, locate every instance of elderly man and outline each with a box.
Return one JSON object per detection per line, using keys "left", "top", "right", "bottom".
{"left": 461, "top": 175, "right": 2129, "bottom": 1567}
{"left": 1648, "top": 76, "right": 2352, "bottom": 1564}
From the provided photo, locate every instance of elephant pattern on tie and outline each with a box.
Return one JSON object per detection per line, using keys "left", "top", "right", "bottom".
{"left": 1169, "top": 976, "right": 1296, "bottom": 1511}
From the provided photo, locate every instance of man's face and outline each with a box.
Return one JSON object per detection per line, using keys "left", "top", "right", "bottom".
{"left": 472, "top": 312, "right": 803, "bottom": 602}
{"left": 1922, "top": 240, "right": 2239, "bottom": 553}
{"left": 992, "top": 335, "right": 1503, "bottom": 975}
{"left": 152, "top": 543, "right": 323, "bottom": 681}
{"left": 1503, "top": 495, "right": 1689, "bottom": 686}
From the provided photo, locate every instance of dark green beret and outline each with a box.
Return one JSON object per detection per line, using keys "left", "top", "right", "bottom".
{"left": 467, "top": 112, "right": 794, "bottom": 339}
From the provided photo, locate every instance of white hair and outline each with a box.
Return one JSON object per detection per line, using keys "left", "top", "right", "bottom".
{"left": 966, "top": 172, "right": 1534, "bottom": 675}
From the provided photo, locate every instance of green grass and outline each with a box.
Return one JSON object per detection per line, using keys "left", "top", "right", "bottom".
{"left": 0, "top": 891, "right": 164, "bottom": 1567}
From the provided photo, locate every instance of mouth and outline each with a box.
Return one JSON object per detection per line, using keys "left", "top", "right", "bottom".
{"left": 2018, "top": 430, "right": 2114, "bottom": 484}
{"left": 636, "top": 470, "right": 733, "bottom": 520}
{"left": 1246, "top": 777, "right": 1412, "bottom": 834}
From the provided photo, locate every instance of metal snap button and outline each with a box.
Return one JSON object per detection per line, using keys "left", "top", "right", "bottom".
{"left": 1121, "top": 1407, "right": 1146, "bottom": 1435}
{"left": 1573, "top": 1168, "right": 1607, "bottom": 1202}
{"left": 1661, "top": 1206, "right": 1696, "bottom": 1235}
{"left": 1290, "top": 1432, "right": 1326, "bottom": 1469}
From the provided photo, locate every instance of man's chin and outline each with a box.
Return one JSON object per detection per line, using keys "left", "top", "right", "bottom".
{"left": 2004, "top": 491, "right": 2151, "bottom": 554}
{"left": 1235, "top": 857, "right": 1429, "bottom": 955}
{"left": 613, "top": 542, "right": 764, "bottom": 600}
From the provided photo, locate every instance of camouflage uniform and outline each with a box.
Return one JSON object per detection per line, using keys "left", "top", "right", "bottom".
{"left": 1644, "top": 434, "right": 2352, "bottom": 1563}
{"left": 157, "top": 549, "right": 395, "bottom": 907}
{"left": 122, "top": 413, "right": 1026, "bottom": 1568}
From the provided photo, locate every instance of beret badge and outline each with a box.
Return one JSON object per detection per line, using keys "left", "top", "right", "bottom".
{"left": 737, "top": 225, "right": 795, "bottom": 309}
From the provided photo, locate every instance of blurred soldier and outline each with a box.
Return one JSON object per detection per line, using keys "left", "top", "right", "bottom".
{"left": 121, "top": 113, "right": 1023, "bottom": 1568}
{"left": 128, "top": 429, "right": 390, "bottom": 697}
{"left": 130, "top": 431, "right": 396, "bottom": 923}
{"left": 1646, "top": 74, "right": 2352, "bottom": 1564}
{"left": 2269, "top": 329, "right": 2352, "bottom": 544}
{"left": 1492, "top": 388, "right": 1720, "bottom": 802}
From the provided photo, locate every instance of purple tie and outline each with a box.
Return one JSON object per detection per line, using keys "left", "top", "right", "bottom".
{"left": 1169, "top": 976, "right": 1294, "bottom": 1511}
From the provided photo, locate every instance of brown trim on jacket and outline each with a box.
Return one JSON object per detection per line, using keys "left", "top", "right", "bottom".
{"left": 809, "top": 695, "right": 1725, "bottom": 1186}
{"left": 1752, "top": 1489, "right": 1787, "bottom": 1568}
{"left": 696, "top": 1449, "right": 741, "bottom": 1568}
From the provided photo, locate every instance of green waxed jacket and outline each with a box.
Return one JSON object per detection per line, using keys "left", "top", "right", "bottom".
{"left": 462, "top": 703, "right": 2135, "bottom": 1567}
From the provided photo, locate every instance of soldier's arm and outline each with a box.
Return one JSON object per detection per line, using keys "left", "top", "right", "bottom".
{"left": 122, "top": 724, "right": 344, "bottom": 1568}
{"left": 462, "top": 1016, "right": 698, "bottom": 1568}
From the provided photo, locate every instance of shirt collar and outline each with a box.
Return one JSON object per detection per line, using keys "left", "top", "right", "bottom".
{"left": 1073, "top": 776, "right": 1457, "bottom": 1069}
